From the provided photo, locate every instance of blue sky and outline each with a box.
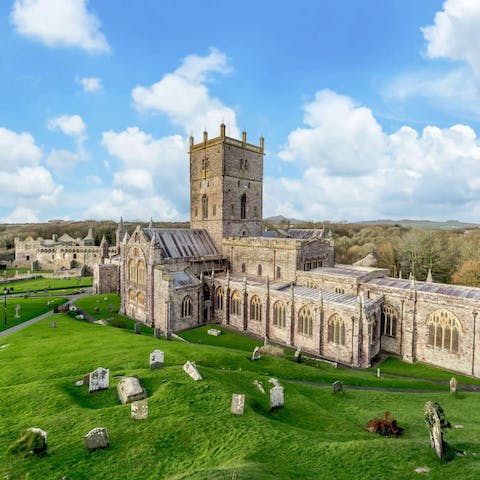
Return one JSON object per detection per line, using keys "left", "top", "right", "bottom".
{"left": 1, "top": 0, "right": 480, "bottom": 223}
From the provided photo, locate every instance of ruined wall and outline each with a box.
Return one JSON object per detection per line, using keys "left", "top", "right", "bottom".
{"left": 93, "top": 264, "right": 120, "bottom": 294}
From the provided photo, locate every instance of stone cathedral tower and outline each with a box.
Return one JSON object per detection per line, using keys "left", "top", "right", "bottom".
{"left": 189, "top": 124, "right": 264, "bottom": 251}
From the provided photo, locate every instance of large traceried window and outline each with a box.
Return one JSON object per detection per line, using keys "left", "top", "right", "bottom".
{"left": 182, "top": 296, "right": 192, "bottom": 318}
{"left": 273, "top": 301, "right": 286, "bottom": 328}
{"left": 128, "top": 289, "right": 136, "bottom": 302}
{"left": 241, "top": 193, "right": 247, "bottom": 219}
{"left": 381, "top": 304, "right": 398, "bottom": 337}
{"left": 202, "top": 194, "right": 208, "bottom": 219}
{"left": 231, "top": 291, "right": 241, "bottom": 316}
{"left": 137, "top": 292, "right": 145, "bottom": 307}
{"left": 250, "top": 295, "right": 262, "bottom": 322}
{"left": 128, "top": 258, "right": 136, "bottom": 282}
{"left": 298, "top": 307, "right": 313, "bottom": 336}
{"left": 328, "top": 313, "right": 346, "bottom": 345}
{"left": 137, "top": 260, "right": 146, "bottom": 285}
{"left": 427, "top": 309, "right": 461, "bottom": 353}
{"left": 215, "top": 287, "right": 224, "bottom": 310}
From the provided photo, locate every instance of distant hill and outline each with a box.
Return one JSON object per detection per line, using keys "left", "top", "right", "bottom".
{"left": 354, "top": 219, "right": 480, "bottom": 230}
{"left": 265, "top": 215, "right": 306, "bottom": 225}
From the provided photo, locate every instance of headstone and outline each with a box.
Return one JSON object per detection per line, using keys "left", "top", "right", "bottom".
{"left": 134, "top": 322, "right": 142, "bottom": 334}
{"left": 253, "top": 380, "right": 265, "bottom": 394}
{"left": 75, "top": 314, "right": 84, "bottom": 320}
{"left": 150, "top": 350, "right": 164, "bottom": 369}
{"left": 424, "top": 401, "right": 450, "bottom": 460}
{"left": 415, "top": 467, "right": 431, "bottom": 474}
{"left": 104, "top": 297, "right": 108, "bottom": 301}
{"left": 450, "top": 377, "right": 457, "bottom": 394}
{"left": 94, "top": 319, "right": 109, "bottom": 326}
{"left": 154, "top": 327, "right": 162, "bottom": 339}
{"left": 84, "top": 427, "right": 109, "bottom": 451}
{"left": 116, "top": 377, "right": 147, "bottom": 404}
{"left": 75, "top": 380, "right": 83, "bottom": 386}
{"left": 332, "top": 381, "right": 343, "bottom": 394}
{"left": 69, "top": 305, "right": 77, "bottom": 311}
{"left": 270, "top": 385, "right": 284, "bottom": 410}
{"left": 15, "top": 304, "right": 21, "bottom": 318}
{"left": 108, "top": 303, "right": 113, "bottom": 313}
{"left": 268, "top": 377, "right": 280, "bottom": 386}
{"left": 131, "top": 400, "right": 148, "bottom": 420}
{"left": 94, "top": 307, "right": 99, "bottom": 313}
{"left": 50, "top": 321, "right": 57, "bottom": 328}
{"left": 88, "top": 367, "right": 109, "bottom": 393}
{"left": 207, "top": 328, "right": 222, "bottom": 336}
{"left": 231, "top": 394, "right": 245, "bottom": 415}
{"left": 251, "top": 346, "right": 261, "bottom": 361}
{"left": 183, "top": 361, "right": 203, "bottom": 381}
{"left": 166, "top": 330, "right": 173, "bottom": 341}
{"left": 377, "top": 368, "right": 381, "bottom": 378}
{"left": 294, "top": 345, "right": 302, "bottom": 363}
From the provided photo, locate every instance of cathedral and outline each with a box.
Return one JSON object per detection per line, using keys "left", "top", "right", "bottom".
{"left": 94, "top": 124, "right": 480, "bottom": 378}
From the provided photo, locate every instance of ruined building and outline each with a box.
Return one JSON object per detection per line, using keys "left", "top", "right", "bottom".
{"left": 95, "top": 124, "right": 480, "bottom": 378}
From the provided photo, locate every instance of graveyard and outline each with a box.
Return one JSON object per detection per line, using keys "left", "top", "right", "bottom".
{"left": 0, "top": 276, "right": 92, "bottom": 295}
{"left": 0, "top": 298, "right": 479, "bottom": 479}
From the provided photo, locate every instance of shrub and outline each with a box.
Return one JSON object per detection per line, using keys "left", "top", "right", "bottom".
{"left": 366, "top": 411, "right": 404, "bottom": 437}
{"left": 10, "top": 429, "right": 47, "bottom": 456}
{"left": 259, "top": 344, "right": 285, "bottom": 358}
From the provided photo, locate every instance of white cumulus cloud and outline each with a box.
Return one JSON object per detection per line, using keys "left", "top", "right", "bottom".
{"left": 0, "top": 127, "right": 42, "bottom": 169}
{"left": 47, "top": 114, "right": 86, "bottom": 137}
{"left": 77, "top": 76, "right": 103, "bottom": 92}
{"left": 1, "top": 206, "right": 39, "bottom": 224}
{"left": 11, "top": 0, "right": 110, "bottom": 53}
{"left": 132, "top": 48, "right": 238, "bottom": 137}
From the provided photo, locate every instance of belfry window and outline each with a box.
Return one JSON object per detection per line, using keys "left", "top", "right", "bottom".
{"left": 202, "top": 194, "right": 208, "bottom": 219}
{"left": 241, "top": 193, "right": 247, "bottom": 219}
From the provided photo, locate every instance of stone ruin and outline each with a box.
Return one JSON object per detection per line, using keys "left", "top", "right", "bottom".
{"left": 183, "top": 361, "right": 203, "bottom": 381}
{"left": 84, "top": 427, "right": 109, "bottom": 451}
{"left": 231, "top": 394, "right": 245, "bottom": 415}
{"left": 88, "top": 367, "right": 109, "bottom": 393}
{"left": 116, "top": 377, "right": 148, "bottom": 405}
{"left": 424, "top": 401, "right": 451, "bottom": 460}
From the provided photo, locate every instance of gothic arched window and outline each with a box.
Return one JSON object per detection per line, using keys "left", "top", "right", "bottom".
{"left": 273, "top": 301, "right": 286, "bottom": 328}
{"left": 215, "top": 287, "right": 224, "bottom": 310}
{"left": 182, "top": 296, "right": 192, "bottom": 318}
{"left": 327, "top": 314, "right": 346, "bottom": 345}
{"left": 381, "top": 304, "right": 398, "bottom": 337}
{"left": 137, "top": 260, "right": 146, "bottom": 285}
{"left": 250, "top": 295, "right": 262, "bottom": 322}
{"left": 241, "top": 193, "right": 247, "bottom": 219}
{"left": 230, "top": 291, "right": 241, "bottom": 315}
{"left": 202, "top": 194, "right": 208, "bottom": 219}
{"left": 298, "top": 307, "right": 313, "bottom": 336}
{"left": 128, "top": 258, "right": 136, "bottom": 282}
{"left": 427, "top": 309, "right": 461, "bottom": 353}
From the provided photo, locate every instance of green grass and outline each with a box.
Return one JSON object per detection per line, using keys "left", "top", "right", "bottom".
{"left": 0, "top": 268, "right": 53, "bottom": 278}
{"left": 0, "top": 276, "right": 92, "bottom": 295}
{"left": 1, "top": 314, "right": 480, "bottom": 479}
{"left": 0, "top": 296, "right": 67, "bottom": 331}
{"left": 75, "top": 293, "right": 153, "bottom": 334}
{"left": 179, "top": 325, "right": 263, "bottom": 352}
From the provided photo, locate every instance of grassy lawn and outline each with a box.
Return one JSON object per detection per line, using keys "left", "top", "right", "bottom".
{"left": 0, "top": 268, "right": 53, "bottom": 278}
{"left": 0, "top": 276, "right": 92, "bottom": 295}
{"left": 75, "top": 293, "right": 153, "bottom": 334}
{"left": 0, "top": 315, "right": 479, "bottom": 479}
{"left": 179, "top": 325, "right": 263, "bottom": 352}
{"left": 0, "top": 296, "right": 67, "bottom": 331}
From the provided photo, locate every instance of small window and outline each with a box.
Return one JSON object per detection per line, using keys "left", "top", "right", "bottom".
{"left": 241, "top": 193, "right": 247, "bottom": 219}
{"left": 194, "top": 207, "right": 198, "bottom": 217}
{"left": 73, "top": 253, "right": 77, "bottom": 259}
{"left": 213, "top": 204, "right": 216, "bottom": 217}
{"left": 241, "top": 263, "right": 246, "bottom": 273}
{"left": 276, "top": 266, "right": 281, "bottom": 280}
{"left": 182, "top": 296, "right": 192, "bottom": 318}
{"left": 257, "top": 264, "right": 262, "bottom": 276}
{"left": 202, "top": 194, "right": 208, "bottom": 219}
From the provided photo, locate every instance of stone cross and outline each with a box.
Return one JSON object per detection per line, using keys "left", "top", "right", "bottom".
{"left": 270, "top": 384, "right": 284, "bottom": 410}
{"left": 84, "top": 427, "right": 109, "bottom": 451}
{"left": 131, "top": 400, "right": 148, "bottom": 420}
{"left": 183, "top": 361, "right": 202, "bottom": 381}
{"left": 231, "top": 394, "right": 245, "bottom": 415}
{"left": 88, "top": 367, "right": 109, "bottom": 393}
{"left": 449, "top": 377, "right": 457, "bottom": 394}
{"left": 15, "top": 304, "right": 21, "bottom": 318}
{"left": 149, "top": 350, "right": 164, "bottom": 370}
{"left": 251, "top": 346, "right": 261, "bottom": 361}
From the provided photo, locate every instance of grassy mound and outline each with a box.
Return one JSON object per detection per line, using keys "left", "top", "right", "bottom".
{"left": 0, "top": 314, "right": 479, "bottom": 479}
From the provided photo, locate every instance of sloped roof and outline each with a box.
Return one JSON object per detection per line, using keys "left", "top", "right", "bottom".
{"left": 173, "top": 271, "right": 201, "bottom": 289}
{"left": 143, "top": 228, "right": 218, "bottom": 259}
{"left": 286, "top": 229, "right": 324, "bottom": 240}
{"left": 58, "top": 233, "right": 75, "bottom": 242}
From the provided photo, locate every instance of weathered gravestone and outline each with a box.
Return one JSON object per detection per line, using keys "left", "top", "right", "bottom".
{"left": 251, "top": 346, "right": 261, "bottom": 361}
{"left": 84, "top": 427, "right": 109, "bottom": 451}
{"left": 253, "top": 380, "right": 265, "bottom": 394}
{"left": 450, "top": 377, "right": 457, "bottom": 394}
{"left": 376, "top": 368, "right": 381, "bottom": 378}
{"left": 134, "top": 322, "right": 142, "bottom": 334}
{"left": 88, "top": 367, "right": 109, "bottom": 393}
{"left": 166, "top": 330, "right": 173, "bottom": 341}
{"left": 154, "top": 327, "right": 162, "bottom": 339}
{"left": 231, "top": 394, "right": 245, "bottom": 415}
{"left": 11, "top": 428, "right": 47, "bottom": 456}
{"left": 183, "top": 361, "right": 203, "bottom": 381}
{"left": 149, "top": 350, "right": 164, "bottom": 369}
{"left": 424, "top": 401, "right": 451, "bottom": 460}
{"left": 50, "top": 321, "right": 57, "bottom": 328}
{"left": 270, "top": 384, "right": 284, "bottom": 410}
{"left": 207, "top": 328, "right": 222, "bottom": 336}
{"left": 15, "top": 304, "right": 21, "bottom": 318}
{"left": 117, "top": 377, "right": 147, "bottom": 404}
{"left": 332, "top": 381, "right": 343, "bottom": 394}
{"left": 294, "top": 345, "right": 302, "bottom": 363}
{"left": 131, "top": 400, "right": 148, "bottom": 420}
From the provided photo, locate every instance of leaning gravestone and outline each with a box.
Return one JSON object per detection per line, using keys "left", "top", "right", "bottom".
{"left": 424, "top": 401, "right": 451, "bottom": 460}
{"left": 88, "top": 367, "right": 109, "bottom": 393}
{"left": 294, "top": 345, "right": 302, "bottom": 363}
{"left": 84, "top": 428, "right": 109, "bottom": 451}
{"left": 154, "top": 327, "right": 162, "bottom": 339}
{"left": 183, "top": 361, "right": 203, "bottom": 381}
{"left": 450, "top": 377, "right": 457, "bottom": 394}
{"left": 131, "top": 400, "right": 148, "bottom": 420}
{"left": 251, "top": 346, "right": 261, "bottom": 361}
{"left": 332, "top": 381, "right": 343, "bottom": 394}
{"left": 149, "top": 350, "right": 164, "bottom": 369}
{"left": 231, "top": 394, "right": 245, "bottom": 415}
{"left": 270, "top": 385, "right": 284, "bottom": 410}
{"left": 166, "top": 330, "right": 173, "bottom": 341}
{"left": 253, "top": 380, "right": 265, "bottom": 394}
{"left": 134, "top": 322, "right": 142, "bottom": 334}
{"left": 117, "top": 377, "right": 147, "bottom": 404}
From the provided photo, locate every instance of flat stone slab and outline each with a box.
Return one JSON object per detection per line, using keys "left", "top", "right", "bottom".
{"left": 85, "top": 427, "right": 109, "bottom": 451}
{"left": 131, "top": 400, "right": 148, "bottom": 420}
{"left": 0, "top": 344, "right": 10, "bottom": 350}
{"left": 117, "top": 377, "right": 147, "bottom": 405}
{"left": 207, "top": 328, "right": 222, "bottom": 336}
{"left": 231, "top": 394, "right": 245, "bottom": 415}
{"left": 94, "top": 320, "right": 109, "bottom": 326}
{"left": 89, "top": 367, "right": 109, "bottom": 393}
{"left": 150, "top": 350, "right": 164, "bottom": 370}
{"left": 183, "top": 361, "right": 202, "bottom": 381}
{"left": 414, "top": 467, "right": 431, "bottom": 474}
